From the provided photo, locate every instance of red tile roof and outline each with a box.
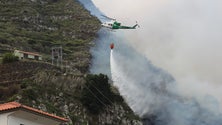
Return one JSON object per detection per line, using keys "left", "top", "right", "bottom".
{"left": 0, "top": 102, "right": 68, "bottom": 122}
{"left": 15, "top": 50, "right": 42, "bottom": 57}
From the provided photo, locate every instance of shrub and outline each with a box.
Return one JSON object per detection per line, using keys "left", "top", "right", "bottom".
{"left": 0, "top": 85, "right": 20, "bottom": 100}
{"left": 2, "top": 53, "right": 19, "bottom": 64}
{"left": 81, "top": 74, "right": 114, "bottom": 114}
{"left": 22, "top": 88, "right": 38, "bottom": 100}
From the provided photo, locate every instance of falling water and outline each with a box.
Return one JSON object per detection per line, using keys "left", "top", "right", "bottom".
{"left": 110, "top": 47, "right": 222, "bottom": 125}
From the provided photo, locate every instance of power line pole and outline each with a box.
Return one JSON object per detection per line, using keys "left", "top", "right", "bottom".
{"left": 51, "top": 46, "right": 63, "bottom": 67}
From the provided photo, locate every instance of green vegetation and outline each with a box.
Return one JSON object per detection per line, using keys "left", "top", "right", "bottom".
{"left": 0, "top": 0, "right": 141, "bottom": 124}
{"left": 81, "top": 74, "right": 114, "bottom": 114}
{"left": 20, "top": 78, "right": 62, "bottom": 116}
{"left": 0, "top": 84, "right": 20, "bottom": 100}
{"left": 0, "top": 0, "right": 100, "bottom": 65}
{"left": 2, "top": 53, "right": 19, "bottom": 64}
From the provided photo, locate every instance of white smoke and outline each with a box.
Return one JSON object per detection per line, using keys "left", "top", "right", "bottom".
{"left": 80, "top": 0, "right": 222, "bottom": 124}
{"left": 110, "top": 46, "right": 222, "bottom": 125}
{"left": 92, "top": 0, "right": 222, "bottom": 103}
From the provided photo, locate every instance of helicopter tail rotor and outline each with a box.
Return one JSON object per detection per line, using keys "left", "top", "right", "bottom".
{"left": 136, "top": 21, "right": 140, "bottom": 28}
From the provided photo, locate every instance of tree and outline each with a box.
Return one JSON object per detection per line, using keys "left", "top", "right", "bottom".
{"left": 81, "top": 74, "right": 114, "bottom": 114}
{"left": 2, "top": 53, "right": 19, "bottom": 64}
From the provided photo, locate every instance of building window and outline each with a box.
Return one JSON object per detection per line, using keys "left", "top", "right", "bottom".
{"left": 24, "top": 54, "right": 28, "bottom": 58}
{"left": 34, "top": 56, "right": 39, "bottom": 60}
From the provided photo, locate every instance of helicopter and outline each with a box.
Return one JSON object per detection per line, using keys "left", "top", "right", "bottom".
{"left": 101, "top": 15, "right": 139, "bottom": 30}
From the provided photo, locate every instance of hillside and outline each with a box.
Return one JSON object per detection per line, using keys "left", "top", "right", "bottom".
{"left": 0, "top": 0, "right": 142, "bottom": 124}
{"left": 0, "top": 0, "right": 100, "bottom": 72}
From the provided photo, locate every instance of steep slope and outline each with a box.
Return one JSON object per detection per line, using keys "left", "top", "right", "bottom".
{"left": 0, "top": 0, "right": 100, "bottom": 72}
{"left": 0, "top": 0, "right": 142, "bottom": 124}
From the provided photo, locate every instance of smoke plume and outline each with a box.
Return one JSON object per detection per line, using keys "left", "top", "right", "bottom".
{"left": 110, "top": 45, "right": 222, "bottom": 124}
{"left": 91, "top": 0, "right": 222, "bottom": 101}
{"left": 80, "top": 0, "right": 222, "bottom": 124}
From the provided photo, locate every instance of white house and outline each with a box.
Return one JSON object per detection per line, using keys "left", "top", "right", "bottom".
{"left": 0, "top": 102, "right": 68, "bottom": 125}
{"left": 14, "top": 50, "right": 42, "bottom": 61}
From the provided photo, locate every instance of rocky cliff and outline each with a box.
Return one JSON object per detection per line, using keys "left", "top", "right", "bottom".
{"left": 0, "top": 0, "right": 142, "bottom": 124}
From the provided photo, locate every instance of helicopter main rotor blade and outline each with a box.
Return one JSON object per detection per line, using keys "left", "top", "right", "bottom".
{"left": 101, "top": 15, "right": 116, "bottom": 21}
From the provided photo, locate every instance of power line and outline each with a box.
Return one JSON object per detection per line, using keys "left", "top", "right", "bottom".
{"left": 83, "top": 83, "right": 109, "bottom": 108}
{"left": 88, "top": 81, "right": 115, "bottom": 105}
{"left": 60, "top": 61, "right": 113, "bottom": 106}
